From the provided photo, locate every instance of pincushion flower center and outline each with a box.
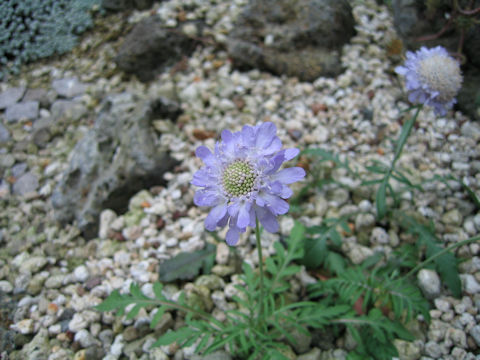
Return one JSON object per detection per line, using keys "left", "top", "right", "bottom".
{"left": 222, "top": 160, "right": 257, "bottom": 198}
{"left": 418, "top": 55, "right": 462, "bottom": 102}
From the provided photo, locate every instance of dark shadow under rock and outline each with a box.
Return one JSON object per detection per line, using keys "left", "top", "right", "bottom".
{"left": 115, "top": 16, "right": 202, "bottom": 82}
{"left": 227, "top": 0, "right": 356, "bottom": 81}
{"left": 51, "top": 93, "right": 181, "bottom": 239}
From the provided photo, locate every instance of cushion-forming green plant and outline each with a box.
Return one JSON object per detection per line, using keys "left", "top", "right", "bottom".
{"left": 0, "top": 0, "right": 101, "bottom": 79}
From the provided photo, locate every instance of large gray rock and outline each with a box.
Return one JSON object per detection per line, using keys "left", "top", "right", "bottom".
{"left": 51, "top": 93, "right": 180, "bottom": 238}
{"left": 115, "top": 16, "right": 200, "bottom": 82}
{"left": 227, "top": 0, "right": 355, "bottom": 81}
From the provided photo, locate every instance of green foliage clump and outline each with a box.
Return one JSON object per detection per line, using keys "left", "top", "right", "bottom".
{"left": 0, "top": 0, "right": 101, "bottom": 79}
{"left": 97, "top": 223, "right": 351, "bottom": 359}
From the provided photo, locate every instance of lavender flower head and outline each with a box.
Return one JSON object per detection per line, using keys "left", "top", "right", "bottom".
{"left": 191, "top": 122, "right": 305, "bottom": 246}
{"left": 395, "top": 46, "right": 462, "bottom": 116}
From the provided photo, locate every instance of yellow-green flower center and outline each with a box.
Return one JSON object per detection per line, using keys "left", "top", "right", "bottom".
{"left": 222, "top": 160, "right": 257, "bottom": 197}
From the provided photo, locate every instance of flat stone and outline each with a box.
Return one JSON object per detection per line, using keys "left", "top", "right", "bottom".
{"left": 11, "top": 162, "right": 28, "bottom": 178}
{"left": 12, "top": 172, "right": 39, "bottom": 196}
{"left": 23, "top": 88, "right": 55, "bottom": 108}
{"left": 5, "top": 101, "right": 39, "bottom": 122}
{"left": 0, "top": 123, "right": 10, "bottom": 143}
{"left": 31, "top": 117, "right": 54, "bottom": 148}
{"left": 50, "top": 99, "right": 88, "bottom": 122}
{"left": 0, "top": 86, "right": 26, "bottom": 109}
{"left": 52, "top": 77, "right": 88, "bottom": 98}
{"left": 0, "top": 179, "right": 10, "bottom": 198}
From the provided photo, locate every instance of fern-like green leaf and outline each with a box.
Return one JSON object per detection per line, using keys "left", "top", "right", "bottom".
{"left": 151, "top": 327, "right": 195, "bottom": 347}
{"left": 403, "top": 215, "right": 462, "bottom": 297}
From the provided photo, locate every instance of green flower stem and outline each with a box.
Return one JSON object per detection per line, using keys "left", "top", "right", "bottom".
{"left": 377, "top": 105, "right": 422, "bottom": 219}
{"left": 403, "top": 234, "right": 480, "bottom": 279}
{"left": 392, "top": 105, "right": 422, "bottom": 167}
{"left": 255, "top": 216, "right": 265, "bottom": 324}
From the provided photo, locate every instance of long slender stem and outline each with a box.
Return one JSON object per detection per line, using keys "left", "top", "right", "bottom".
{"left": 403, "top": 235, "right": 480, "bottom": 279}
{"left": 377, "top": 105, "right": 422, "bottom": 219}
{"left": 392, "top": 105, "right": 422, "bottom": 167}
{"left": 255, "top": 216, "right": 265, "bottom": 324}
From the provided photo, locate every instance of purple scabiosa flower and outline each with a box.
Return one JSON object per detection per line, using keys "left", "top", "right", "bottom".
{"left": 191, "top": 122, "right": 305, "bottom": 246}
{"left": 395, "top": 46, "right": 462, "bottom": 116}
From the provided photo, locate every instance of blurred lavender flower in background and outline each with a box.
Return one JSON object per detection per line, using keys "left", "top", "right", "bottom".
{"left": 395, "top": 46, "right": 463, "bottom": 116}
{"left": 192, "top": 122, "right": 305, "bottom": 246}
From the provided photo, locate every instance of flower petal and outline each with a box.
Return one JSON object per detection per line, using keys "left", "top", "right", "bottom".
{"left": 195, "top": 146, "right": 216, "bottom": 166}
{"left": 226, "top": 227, "right": 240, "bottom": 246}
{"left": 191, "top": 168, "right": 211, "bottom": 187}
{"left": 257, "top": 192, "right": 289, "bottom": 215}
{"left": 272, "top": 167, "right": 306, "bottom": 184}
{"left": 284, "top": 148, "right": 300, "bottom": 161}
{"left": 237, "top": 202, "right": 252, "bottom": 229}
{"left": 194, "top": 190, "right": 219, "bottom": 207}
{"left": 255, "top": 206, "right": 279, "bottom": 233}
{"left": 255, "top": 122, "right": 276, "bottom": 149}
{"left": 241, "top": 125, "right": 255, "bottom": 147}
{"left": 205, "top": 203, "right": 227, "bottom": 231}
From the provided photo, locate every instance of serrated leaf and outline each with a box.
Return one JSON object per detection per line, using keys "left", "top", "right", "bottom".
{"left": 153, "top": 282, "right": 164, "bottom": 299}
{"left": 325, "top": 251, "right": 346, "bottom": 275}
{"left": 301, "top": 237, "right": 327, "bottom": 268}
{"left": 94, "top": 290, "right": 129, "bottom": 312}
{"left": 151, "top": 327, "right": 193, "bottom": 347}
{"left": 376, "top": 179, "right": 388, "bottom": 220}
{"left": 281, "top": 265, "right": 301, "bottom": 276}
{"left": 150, "top": 307, "right": 166, "bottom": 329}
{"left": 265, "top": 257, "right": 278, "bottom": 274}
{"left": 159, "top": 243, "right": 216, "bottom": 282}
{"left": 126, "top": 304, "right": 142, "bottom": 319}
